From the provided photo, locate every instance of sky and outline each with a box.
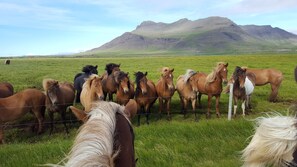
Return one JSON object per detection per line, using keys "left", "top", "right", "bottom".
{"left": 1, "top": 0, "right": 297, "bottom": 57}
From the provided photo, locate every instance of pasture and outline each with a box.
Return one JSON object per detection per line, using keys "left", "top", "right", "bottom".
{"left": 0, "top": 54, "right": 296, "bottom": 167}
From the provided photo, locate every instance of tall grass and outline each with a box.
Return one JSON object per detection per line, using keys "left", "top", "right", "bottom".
{"left": 0, "top": 54, "right": 296, "bottom": 167}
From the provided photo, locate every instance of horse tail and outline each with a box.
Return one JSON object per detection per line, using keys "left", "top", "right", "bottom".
{"left": 241, "top": 115, "right": 297, "bottom": 167}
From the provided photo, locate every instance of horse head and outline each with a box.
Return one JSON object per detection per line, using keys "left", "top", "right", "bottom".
{"left": 135, "top": 71, "right": 148, "bottom": 95}
{"left": 161, "top": 67, "right": 174, "bottom": 90}
{"left": 233, "top": 66, "right": 246, "bottom": 88}
{"left": 43, "top": 79, "right": 60, "bottom": 107}
{"left": 114, "top": 71, "right": 130, "bottom": 94}
{"left": 105, "top": 63, "right": 121, "bottom": 75}
{"left": 217, "top": 62, "right": 228, "bottom": 84}
{"left": 82, "top": 65, "right": 98, "bottom": 75}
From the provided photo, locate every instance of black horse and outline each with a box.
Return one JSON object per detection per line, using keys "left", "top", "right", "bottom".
{"left": 74, "top": 65, "right": 98, "bottom": 103}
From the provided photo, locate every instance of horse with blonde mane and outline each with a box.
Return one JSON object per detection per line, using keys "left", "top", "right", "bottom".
{"left": 241, "top": 114, "right": 297, "bottom": 167}
{"left": 197, "top": 62, "right": 228, "bottom": 118}
{"left": 43, "top": 79, "right": 75, "bottom": 134}
{"left": 80, "top": 74, "right": 104, "bottom": 112}
{"left": 176, "top": 69, "right": 199, "bottom": 120}
{"left": 52, "top": 101, "right": 137, "bottom": 167}
{"left": 156, "top": 67, "right": 175, "bottom": 120}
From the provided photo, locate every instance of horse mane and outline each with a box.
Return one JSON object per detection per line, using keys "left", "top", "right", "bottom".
{"left": 115, "top": 71, "right": 128, "bottom": 82}
{"left": 42, "top": 79, "right": 58, "bottom": 93}
{"left": 206, "top": 62, "right": 227, "bottom": 83}
{"left": 57, "top": 101, "right": 130, "bottom": 167}
{"left": 82, "top": 74, "right": 99, "bottom": 90}
{"left": 134, "top": 71, "right": 146, "bottom": 85}
{"left": 183, "top": 69, "right": 196, "bottom": 83}
{"left": 105, "top": 63, "right": 120, "bottom": 75}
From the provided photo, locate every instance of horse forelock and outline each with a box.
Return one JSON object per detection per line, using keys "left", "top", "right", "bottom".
{"left": 43, "top": 79, "right": 58, "bottom": 93}
{"left": 62, "top": 101, "right": 130, "bottom": 167}
{"left": 134, "top": 72, "right": 146, "bottom": 85}
{"left": 105, "top": 63, "right": 120, "bottom": 75}
{"left": 206, "top": 63, "right": 227, "bottom": 83}
{"left": 82, "top": 65, "right": 97, "bottom": 74}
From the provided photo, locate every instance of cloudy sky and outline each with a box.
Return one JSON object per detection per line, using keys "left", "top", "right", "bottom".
{"left": 1, "top": 0, "right": 297, "bottom": 56}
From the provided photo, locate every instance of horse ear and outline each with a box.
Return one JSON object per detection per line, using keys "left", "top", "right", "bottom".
{"left": 118, "top": 63, "right": 121, "bottom": 67}
{"left": 95, "top": 65, "right": 98, "bottom": 69}
{"left": 225, "top": 63, "right": 228, "bottom": 67}
{"left": 171, "top": 68, "right": 174, "bottom": 72}
{"left": 69, "top": 106, "right": 88, "bottom": 123}
{"left": 124, "top": 99, "right": 138, "bottom": 120}
{"left": 145, "top": 72, "right": 147, "bottom": 76}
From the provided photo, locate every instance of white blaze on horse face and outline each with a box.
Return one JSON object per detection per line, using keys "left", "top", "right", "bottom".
{"left": 48, "top": 91, "right": 58, "bottom": 105}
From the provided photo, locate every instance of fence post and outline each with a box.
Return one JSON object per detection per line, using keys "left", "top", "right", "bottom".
{"left": 228, "top": 83, "right": 233, "bottom": 121}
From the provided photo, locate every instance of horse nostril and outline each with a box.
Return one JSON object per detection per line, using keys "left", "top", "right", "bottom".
{"left": 99, "top": 95, "right": 104, "bottom": 100}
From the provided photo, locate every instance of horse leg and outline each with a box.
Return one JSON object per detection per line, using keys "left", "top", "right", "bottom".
{"left": 191, "top": 98, "right": 198, "bottom": 122}
{"left": 233, "top": 98, "right": 238, "bottom": 117}
{"left": 215, "top": 95, "right": 220, "bottom": 118}
{"left": 145, "top": 105, "right": 150, "bottom": 125}
{"left": 166, "top": 99, "right": 171, "bottom": 121}
{"left": 241, "top": 100, "right": 246, "bottom": 116}
{"left": 61, "top": 110, "right": 69, "bottom": 134}
{"left": 158, "top": 97, "right": 163, "bottom": 120}
{"left": 108, "top": 93, "right": 113, "bottom": 101}
{"left": 206, "top": 95, "right": 212, "bottom": 119}
{"left": 103, "top": 92, "right": 108, "bottom": 101}
{"left": 49, "top": 111, "right": 54, "bottom": 135}
{"left": 183, "top": 98, "right": 188, "bottom": 119}
{"left": 269, "top": 83, "right": 280, "bottom": 102}
{"left": 75, "top": 90, "right": 81, "bottom": 103}
{"left": 179, "top": 96, "right": 185, "bottom": 114}
{"left": 198, "top": 93, "right": 202, "bottom": 109}
{"left": 0, "top": 125, "right": 4, "bottom": 144}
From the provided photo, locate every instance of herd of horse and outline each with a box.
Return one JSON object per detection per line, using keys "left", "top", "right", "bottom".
{"left": 0, "top": 62, "right": 290, "bottom": 166}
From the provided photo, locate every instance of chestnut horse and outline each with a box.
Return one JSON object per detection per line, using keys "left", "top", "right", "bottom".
{"left": 230, "top": 67, "right": 255, "bottom": 116}
{"left": 114, "top": 71, "right": 135, "bottom": 105}
{"left": 74, "top": 65, "right": 98, "bottom": 103}
{"left": 0, "top": 89, "right": 45, "bottom": 144}
{"left": 197, "top": 62, "right": 228, "bottom": 118}
{"left": 242, "top": 114, "right": 297, "bottom": 167}
{"left": 176, "top": 69, "right": 199, "bottom": 120}
{"left": 0, "top": 82, "right": 14, "bottom": 98}
{"left": 244, "top": 67, "right": 283, "bottom": 102}
{"left": 156, "top": 67, "right": 175, "bottom": 120}
{"left": 53, "top": 101, "right": 137, "bottom": 167}
{"left": 134, "top": 71, "right": 157, "bottom": 126}
{"left": 43, "top": 79, "right": 75, "bottom": 134}
{"left": 102, "top": 63, "right": 121, "bottom": 101}
{"left": 80, "top": 74, "right": 104, "bottom": 112}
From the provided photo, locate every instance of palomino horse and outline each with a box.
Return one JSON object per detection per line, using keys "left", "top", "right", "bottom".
{"left": 43, "top": 79, "right": 75, "bottom": 134}
{"left": 156, "top": 67, "right": 175, "bottom": 120}
{"left": 134, "top": 71, "right": 157, "bottom": 126}
{"left": 0, "top": 89, "right": 45, "bottom": 144}
{"left": 102, "top": 63, "right": 121, "bottom": 101}
{"left": 55, "top": 101, "right": 137, "bottom": 167}
{"left": 244, "top": 67, "right": 283, "bottom": 102}
{"left": 242, "top": 114, "right": 297, "bottom": 167}
{"left": 197, "top": 62, "right": 228, "bottom": 118}
{"left": 0, "top": 82, "right": 14, "bottom": 98}
{"left": 230, "top": 66, "right": 255, "bottom": 116}
{"left": 176, "top": 69, "right": 199, "bottom": 120}
{"left": 114, "top": 71, "right": 135, "bottom": 105}
{"left": 74, "top": 65, "right": 98, "bottom": 103}
{"left": 80, "top": 74, "right": 104, "bottom": 113}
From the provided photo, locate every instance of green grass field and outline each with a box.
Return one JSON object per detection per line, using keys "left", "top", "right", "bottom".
{"left": 0, "top": 54, "right": 296, "bottom": 167}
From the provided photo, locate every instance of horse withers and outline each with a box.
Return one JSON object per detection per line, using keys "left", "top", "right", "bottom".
{"left": 176, "top": 69, "right": 199, "bottom": 120}
{"left": 0, "top": 82, "right": 14, "bottom": 98}
{"left": 73, "top": 65, "right": 98, "bottom": 103}
{"left": 0, "top": 89, "right": 45, "bottom": 144}
{"left": 43, "top": 79, "right": 75, "bottom": 134}
{"left": 156, "top": 67, "right": 175, "bottom": 120}
{"left": 58, "top": 101, "right": 137, "bottom": 167}
{"left": 197, "top": 62, "right": 228, "bottom": 118}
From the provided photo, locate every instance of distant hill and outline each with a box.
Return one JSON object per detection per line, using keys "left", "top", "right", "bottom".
{"left": 85, "top": 16, "right": 297, "bottom": 55}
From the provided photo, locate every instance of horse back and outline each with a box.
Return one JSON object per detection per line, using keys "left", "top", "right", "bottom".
{"left": 246, "top": 68, "right": 283, "bottom": 86}
{"left": 60, "top": 83, "right": 75, "bottom": 104}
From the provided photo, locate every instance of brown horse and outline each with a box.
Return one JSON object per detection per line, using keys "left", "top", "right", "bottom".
{"left": 4, "top": 59, "right": 10, "bottom": 65}
{"left": 43, "top": 79, "right": 75, "bottom": 134}
{"left": 244, "top": 67, "right": 283, "bottom": 102}
{"left": 114, "top": 71, "right": 135, "bottom": 105}
{"left": 0, "top": 89, "right": 45, "bottom": 144}
{"left": 176, "top": 69, "right": 199, "bottom": 120}
{"left": 80, "top": 74, "right": 104, "bottom": 112}
{"left": 102, "top": 63, "right": 121, "bottom": 101}
{"left": 156, "top": 67, "right": 175, "bottom": 120}
{"left": 230, "top": 67, "right": 256, "bottom": 116}
{"left": 134, "top": 71, "right": 157, "bottom": 126}
{"left": 54, "top": 101, "right": 137, "bottom": 167}
{"left": 0, "top": 82, "right": 14, "bottom": 98}
{"left": 197, "top": 62, "right": 228, "bottom": 118}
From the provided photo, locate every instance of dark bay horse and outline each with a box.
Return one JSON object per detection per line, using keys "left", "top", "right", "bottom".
{"left": 0, "top": 89, "right": 45, "bottom": 144}
{"left": 102, "top": 63, "right": 121, "bottom": 101}
{"left": 0, "top": 82, "right": 14, "bottom": 98}
{"left": 244, "top": 67, "right": 283, "bottom": 102}
{"left": 134, "top": 71, "right": 157, "bottom": 126}
{"left": 57, "top": 101, "right": 137, "bottom": 167}
{"left": 197, "top": 62, "right": 228, "bottom": 118}
{"left": 43, "top": 79, "right": 75, "bottom": 134}
{"left": 156, "top": 67, "right": 175, "bottom": 120}
{"left": 242, "top": 114, "right": 297, "bottom": 167}
{"left": 4, "top": 59, "right": 10, "bottom": 65}
{"left": 176, "top": 69, "right": 199, "bottom": 120}
{"left": 80, "top": 74, "right": 104, "bottom": 112}
{"left": 114, "top": 71, "right": 135, "bottom": 105}
{"left": 231, "top": 66, "right": 255, "bottom": 116}
{"left": 74, "top": 65, "right": 98, "bottom": 103}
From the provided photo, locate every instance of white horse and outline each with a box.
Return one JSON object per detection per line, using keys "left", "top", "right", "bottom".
{"left": 241, "top": 115, "right": 297, "bottom": 167}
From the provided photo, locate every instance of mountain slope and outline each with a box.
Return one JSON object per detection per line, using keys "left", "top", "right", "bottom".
{"left": 87, "top": 16, "right": 297, "bottom": 55}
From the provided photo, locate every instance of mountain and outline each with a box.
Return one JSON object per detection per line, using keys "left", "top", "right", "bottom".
{"left": 86, "top": 16, "right": 297, "bottom": 55}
